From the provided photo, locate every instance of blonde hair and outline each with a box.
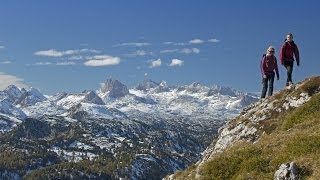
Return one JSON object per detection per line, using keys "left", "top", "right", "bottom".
{"left": 267, "top": 46, "right": 275, "bottom": 53}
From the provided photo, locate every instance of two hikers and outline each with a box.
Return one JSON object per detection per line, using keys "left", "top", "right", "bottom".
{"left": 260, "top": 32, "right": 300, "bottom": 98}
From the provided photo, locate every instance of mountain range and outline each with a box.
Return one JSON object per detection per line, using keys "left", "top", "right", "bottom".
{"left": 0, "top": 78, "right": 258, "bottom": 179}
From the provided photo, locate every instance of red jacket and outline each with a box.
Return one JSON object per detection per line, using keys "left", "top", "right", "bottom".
{"left": 260, "top": 55, "right": 279, "bottom": 78}
{"left": 280, "top": 40, "right": 300, "bottom": 65}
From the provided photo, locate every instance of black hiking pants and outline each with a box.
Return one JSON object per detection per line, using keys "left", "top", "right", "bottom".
{"left": 284, "top": 60, "right": 294, "bottom": 85}
{"left": 261, "top": 73, "right": 275, "bottom": 98}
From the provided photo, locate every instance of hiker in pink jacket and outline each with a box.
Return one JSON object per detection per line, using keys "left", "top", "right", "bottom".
{"left": 261, "top": 46, "right": 280, "bottom": 98}
{"left": 280, "top": 32, "right": 300, "bottom": 86}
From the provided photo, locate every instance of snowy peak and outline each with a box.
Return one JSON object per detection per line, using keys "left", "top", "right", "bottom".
{"left": 136, "top": 79, "right": 159, "bottom": 91}
{"left": 14, "top": 87, "right": 47, "bottom": 106}
{"left": 99, "top": 78, "right": 129, "bottom": 98}
{"left": 0, "top": 85, "right": 24, "bottom": 103}
{"left": 83, "top": 90, "right": 104, "bottom": 105}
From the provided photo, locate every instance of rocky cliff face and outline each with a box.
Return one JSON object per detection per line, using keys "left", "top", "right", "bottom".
{"left": 99, "top": 78, "right": 129, "bottom": 98}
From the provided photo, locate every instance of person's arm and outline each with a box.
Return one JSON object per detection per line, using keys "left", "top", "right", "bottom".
{"left": 260, "top": 57, "right": 266, "bottom": 78}
{"left": 274, "top": 57, "right": 280, "bottom": 80}
{"left": 279, "top": 43, "right": 285, "bottom": 65}
{"left": 295, "top": 44, "right": 300, "bottom": 66}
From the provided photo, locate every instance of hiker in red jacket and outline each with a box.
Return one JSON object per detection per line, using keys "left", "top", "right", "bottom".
{"left": 280, "top": 32, "right": 300, "bottom": 86}
{"left": 261, "top": 46, "right": 280, "bottom": 98}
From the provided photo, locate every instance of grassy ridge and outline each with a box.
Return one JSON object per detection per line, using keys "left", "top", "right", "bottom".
{"left": 173, "top": 77, "right": 320, "bottom": 179}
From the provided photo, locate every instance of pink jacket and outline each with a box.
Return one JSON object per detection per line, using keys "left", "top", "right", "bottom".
{"left": 260, "top": 55, "right": 279, "bottom": 78}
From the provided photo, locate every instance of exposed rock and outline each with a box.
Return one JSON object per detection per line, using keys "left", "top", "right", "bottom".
{"left": 83, "top": 91, "right": 104, "bottom": 105}
{"left": 100, "top": 79, "right": 129, "bottom": 98}
{"left": 274, "top": 162, "right": 299, "bottom": 180}
{"left": 136, "top": 79, "right": 159, "bottom": 91}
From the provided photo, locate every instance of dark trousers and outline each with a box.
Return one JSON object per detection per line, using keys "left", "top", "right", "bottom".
{"left": 284, "top": 60, "right": 294, "bottom": 84}
{"left": 261, "top": 73, "right": 275, "bottom": 98}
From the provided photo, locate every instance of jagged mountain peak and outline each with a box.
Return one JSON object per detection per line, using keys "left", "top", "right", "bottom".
{"left": 190, "top": 82, "right": 201, "bottom": 87}
{"left": 136, "top": 79, "right": 160, "bottom": 91}
{"left": 14, "top": 87, "right": 47, "bottom": 106}
{"left": 83, "top": 90, "right": 104, "bottom": 105}
{"left": 99, "top": 78, "right": 129, "bottom": 98}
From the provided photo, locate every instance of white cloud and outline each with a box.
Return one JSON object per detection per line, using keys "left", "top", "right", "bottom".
{"left": 169, "top": 59, "right": 184, "bottom": 67}
{"left": 208, "top": 38, "right": 220, "bottom": 43}
{"left": 0, "top": 72, "right": 28, "bottom": 90}
{"left": 1, "top": 60, "right": 12, "bottom": 64}
{"left": 181, "top": 48, "right": 200, "bottom": 54}
{"left": 127, "top": 50, "right": 152, "bottom": 57}
{"left": 160, "top": 49, "right": 179, "bottom": 53}
{"left": 149, "top": 59, "right": 162, "bottom": 68}
{"left": 84, "top": 55, "right": 120, "bottom": 67}
{"left": 0, "top": 46, "right": 5, "bottom": 49}
{"left": 68, "top": 56, "right": 83, "bottom": 60}
{"left": 34, "top": 48, "right": 101, "bottom": 57}
{"left": 163, "top": 42, "right": 186, "bottom": 46}
{"left": 35, "top": 62, "right": 52, "bottom": 65}
{"left": 189, "top": 39, "right": 204, "bottom": 44}
{"left": 34, "top": 49, "right": 63, "bottom": 57}
{"left": 113, "top": 42, "right": 150, "bottom": 47}
{"left": 56, "top": 62, "right": 76, "bottom": 66}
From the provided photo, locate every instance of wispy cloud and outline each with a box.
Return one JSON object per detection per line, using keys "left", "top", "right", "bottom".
{"left": 181, "top": 48, "right": 200, "bottom": 54}
{"left": 169, "top": 59, "right": 184, "bottom": 67}
{"left": 35, "top": 62, "right": 52, "bottom": 65}
{"left": 68, "top": 56, "right": 84, "bottom": 60}
{"left": 34, "top": 48, "right": 101, "bottom": 57}
{"left": 149, "top": 59, "right": 162, "bottom": 68}
{"left": 160, "top": 48, "right": 199, "bottom": 54}
{"left": 163, "top": 42, "right": 187, "bottom": 46}
{"left": 113, "top": 42, "right": 150, "bottom": 47}
{"left": 127, "top": 50, "right": 153, "bottom": 57}
{"left": 34, "top": 49, "right": 63, "bottom": 57}
{"left": 56, "top": 62, "right": 76, "bottom": 66}
{"left": 160, "top": 49, "right": 179, "bottom": 53}
{"left": 84, "top": 55, "right": 120, "bottom": 67}
{"left": 0, "top": 46, "right": 5, "bottom": 49}
{"left": 208, "top": 38, "right": 220, "bottom": 43}
{"left": 0, "top": 72, "right": 28, "bottom": 90}
{"left": 189, "top": 39, "right": 204, "bottom": 44}
{"left": 1, "top": 60, "right": 12, "bottom": 64}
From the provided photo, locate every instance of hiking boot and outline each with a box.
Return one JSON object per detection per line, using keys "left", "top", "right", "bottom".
{"left": 286, "top": 82, "right": 289, "bottom": 86}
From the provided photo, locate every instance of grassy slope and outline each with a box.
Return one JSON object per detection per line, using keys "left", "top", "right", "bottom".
{"left": 173, "top": 76, "right": 320, "bottom": 180}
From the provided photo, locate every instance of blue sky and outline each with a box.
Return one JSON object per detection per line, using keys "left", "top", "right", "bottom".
{"left": 0, "top": 0, "right": 319, "bottom": 94}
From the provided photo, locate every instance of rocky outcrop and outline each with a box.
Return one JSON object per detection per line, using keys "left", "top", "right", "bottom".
{"left": 274, "top": 162, "right": 299, "bottom": 180}
{"left": 100, "top": 79, "right": 129, "bottom": 98}
{"left": 83, "top": 91, "right": 104, "bottom": 105}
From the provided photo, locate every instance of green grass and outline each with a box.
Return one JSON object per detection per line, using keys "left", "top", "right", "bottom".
{"left": 282, "top": 93, "right": 320, "bottom": 130}
{"left": 172, "top": 77, "right": 320, "bottom": 180}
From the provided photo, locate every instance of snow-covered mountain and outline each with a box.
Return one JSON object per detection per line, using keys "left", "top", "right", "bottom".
{"left": 0, "top": 78, "right": 258, "bottom": 179}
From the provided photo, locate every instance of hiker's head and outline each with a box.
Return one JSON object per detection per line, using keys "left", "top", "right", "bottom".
{"left": 267, "top": 46, "right": 275, "bottom": 55}
{"left": 286, "top": 32, "right": 293, "bottom": 42}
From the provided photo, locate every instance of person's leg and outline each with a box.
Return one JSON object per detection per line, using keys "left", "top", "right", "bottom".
{"left": 284, "top": 61, "right": 294, "bottom": 86}
{"left": 268, "top": 73, "right": 275, "bottom": 96}
{"left": 287, "top": 61, "right": 294, "bottom": 84}
{"left": 261, "top": 77, "right": 268, "bottom": 98}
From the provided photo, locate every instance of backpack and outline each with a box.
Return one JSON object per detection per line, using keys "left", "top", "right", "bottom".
{"left": 262, "top": 54, "right": 276, "bottom": 68}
